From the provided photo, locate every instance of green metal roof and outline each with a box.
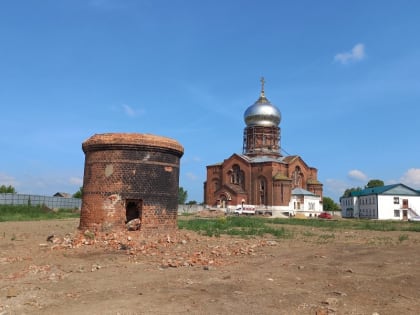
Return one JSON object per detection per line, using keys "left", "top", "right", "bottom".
{"left": 351, "top": 183, "right": 420, "bottom": 197}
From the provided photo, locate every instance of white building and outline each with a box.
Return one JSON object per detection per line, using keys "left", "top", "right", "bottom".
{"left": 289, "top": 188, "right": 323, "bottom": 217}
{"left": 222, "top": 187, "right": 323, "bottom": 217}
{"left": 340, "top": 183, "right": 420, "bottom": 220}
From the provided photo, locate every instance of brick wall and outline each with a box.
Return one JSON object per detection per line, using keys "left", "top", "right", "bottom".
{"left": 79, "top": 133, "right": 184, "bottom": 234}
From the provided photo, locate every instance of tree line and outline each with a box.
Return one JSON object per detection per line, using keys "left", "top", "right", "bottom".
{"left": 0, "top": 185, "right": 16, "bottom": 193}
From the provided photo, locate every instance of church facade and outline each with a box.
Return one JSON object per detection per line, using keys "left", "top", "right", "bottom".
{"left": 204, "top": 79, "right": 323, "bottom": 216}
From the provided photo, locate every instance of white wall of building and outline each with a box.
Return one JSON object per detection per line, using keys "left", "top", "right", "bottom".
{"left": 340, "top": 196, "right": 358, "bottom": 218}
{"left": 289, "top": 195, "right": 322, "bottom": 217}
{"left": 341, "top": 190, "right": 420, "bottom": 220}
{"left": 377, "top": 195, "right": 420, "bottom": 220}
{"left": 358, "top": 195, "right": 378, "bottom": 219}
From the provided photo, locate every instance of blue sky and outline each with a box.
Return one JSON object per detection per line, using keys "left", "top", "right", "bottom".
{"left": 1, "top": 0, "right": 419, "bottom": 203}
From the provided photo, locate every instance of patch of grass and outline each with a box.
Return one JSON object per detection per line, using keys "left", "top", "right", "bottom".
{"left": 368, "top": 236, "right": 394, "bottom": 246}
{"left": 270, "top": 217, "right": 420, "bottom": 232}
{"left": 316, "top": 233, "right": 335, "bottom": 244}
{"left": 0, "top": 204, "right": 80, "bottom": 222}
{"left": 301, "top": 230, "right": 316, "bottom": 237}
{"left": 398, "top": 234, "right": 409, "bottom": 242}
{"left": 179, "top": 216, "right": 420, "bottom": 239}
{"left": 178, "top": 216, "right": 291, "bottom": 238}
{"left": 318, "top": 233, "right": 335, "bottom": 240}
{"left": 179, "top": 212, "right": 195, "bottom": 217}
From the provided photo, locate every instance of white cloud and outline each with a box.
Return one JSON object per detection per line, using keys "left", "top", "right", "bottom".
{"left": 348, "top": 169, "right": 368, "bottom": 182}
{"left": 400, "top": 168, "right": 420, "bottom": 188}
{"left": 334, "top": 43, "right": 366, "bottom": 64}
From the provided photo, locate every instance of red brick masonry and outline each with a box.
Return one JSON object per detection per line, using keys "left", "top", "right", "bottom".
{"left": 79, "top": 133, "right": 184, "bottom": 234}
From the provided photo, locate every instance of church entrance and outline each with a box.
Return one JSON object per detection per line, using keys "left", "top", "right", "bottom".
{"left": 218, "top": 192, "right": 231, "bottom": 209}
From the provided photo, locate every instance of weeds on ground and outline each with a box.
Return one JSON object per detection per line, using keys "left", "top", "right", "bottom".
{"left": 398, "top": 234, "right": 409, "bottom": 243}
{"left": 179, "top": 212, "right": 195, "bottom": 217}
{"left": 301, "top": 230, "right": 316, "bottom": 237}
{"left": 368, "top": 236, "right": 395, "bottom": 246}
{"left": 270, "top": 217, "right": 420, "bottom": 232}
{"left": 178, "top": 216, "right": 291, "bottom": 238}
{"left": 317, "top": 233, "right": 335, "bottom": 243}
{"left": 178, "top": 215, "right": 420, "bottom": 240}
{"left": 0, "top": 205, "right": 80, "bottom": 222}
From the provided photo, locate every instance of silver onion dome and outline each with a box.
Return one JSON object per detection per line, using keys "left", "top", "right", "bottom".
{"left": 244, "top": 78, "right": 281, "bottom": 127}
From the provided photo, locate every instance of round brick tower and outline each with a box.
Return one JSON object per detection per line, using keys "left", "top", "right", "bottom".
{"left": 79, "top": 133, "right": 184, "bottom": 233}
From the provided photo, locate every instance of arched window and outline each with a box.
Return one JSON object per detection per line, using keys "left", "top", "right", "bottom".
{"left": 229, "top": 164, "right": 243, "bottom": 185}
{"left": 212, "top": 179, "right": 219, "bottom": 191}
{"left": 258, "top": 177, "right": 267, "bottom": 205}
{"left": 292, "top": 166, "right": 303, "bottom": 188}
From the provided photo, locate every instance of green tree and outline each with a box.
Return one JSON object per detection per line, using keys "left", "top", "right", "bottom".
{"left": 342, "top": 187, "right": 362, "bottom": 198}
{"left": 342, "top": 179, "right": 385, "bottom": 198}
{"left": 73, "top": 187, "right": 83, "bottom": 199}
{"left": 0, "top": 185, "right": 16, "bottom": 193}
{"left": 186, "top": 200, "right": 197, "bottom": 205}
{"left": 178, "top": 187, "right": 188, "bottom": 204}
{"left": 365, "top": 179, "right": 384, "bottom": 188}
{"left": 323, "top": 196, "right": 340, "bottom": 213}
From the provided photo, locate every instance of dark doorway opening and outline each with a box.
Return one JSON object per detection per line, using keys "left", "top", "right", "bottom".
{"left": 126, "top": 199, "right": 142, "bottom": 223}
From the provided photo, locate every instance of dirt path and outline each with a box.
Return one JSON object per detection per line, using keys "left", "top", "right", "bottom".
{"left": 1, "top": 219, "right": 420, "bottom": 315}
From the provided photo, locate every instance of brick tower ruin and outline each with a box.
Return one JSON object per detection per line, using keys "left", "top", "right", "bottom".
{"left": 79, "top": 133, "right": 184, "bottom": 233}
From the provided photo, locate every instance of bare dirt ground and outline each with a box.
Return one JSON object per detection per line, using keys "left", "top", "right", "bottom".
{"left": 1, "top": 215, "right": 420, "bottom": 315}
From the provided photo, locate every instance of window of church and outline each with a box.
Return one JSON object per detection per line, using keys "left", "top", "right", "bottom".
{"left": 231, "top": 165, "right": 243, "bottom": 185}
{"left": 281, "top": 184, "right": 284, "bottom": 202}
{"left": 259, "top": 178, "right": 266, "bottom": 205}
{"left": 213, "top": 179, "right": 219, "bottom": 191}
{"left": 292, "top": 166, "right": 302, "bottom": 188}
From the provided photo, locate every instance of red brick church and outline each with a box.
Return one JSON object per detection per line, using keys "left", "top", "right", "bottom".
{"left": 204, "top": 78, "right": 323, "bottom": 216}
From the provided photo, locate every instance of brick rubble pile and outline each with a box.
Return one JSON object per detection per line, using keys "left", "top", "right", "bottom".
{"left": 45, "top": 229, "right": 278, "bottom": 268}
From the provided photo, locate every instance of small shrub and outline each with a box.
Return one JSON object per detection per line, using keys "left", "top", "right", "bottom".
{"left": 398, "top": 234, "right": 409, "bottom": 242}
